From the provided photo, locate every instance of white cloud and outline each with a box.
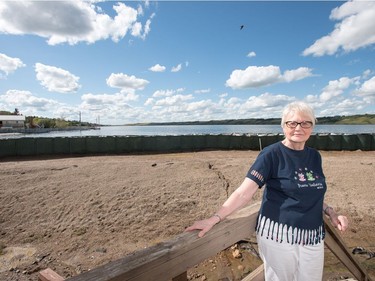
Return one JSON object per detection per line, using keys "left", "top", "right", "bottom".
{"left": 303, "top": 0, "right": 375, "bottom": 56}
{"left": 0, "top": 53, "right": 26, "bottom": 76}
{"left": 131, "top": 13, "right": 155, "bottom": 40}
{"left": 106, "top": 73, "right": 149, "bottom": 90}
{"left": 243, "top": 93, "right": 294, "bottom": 110}
{"left": 152, "top": 88, "right": 184, "bottom": 97}
{"left": 35, "top": 63, "right": 81, "bottom": 93}
{"left": 144, "top": 97, "right": 154, "bottom": 106}
{"left": 194, "top": 89, "right": 211, "bottom": 94}
{"left": 247, "top": 51, "right": 256, "bottom": 58}
{"left": 149, "top": 64, "right": 166, "bottom": 72}
{"left": 226, "top": 65, "right": 313, "bottom": 89}
{"left": 319, "top": 77, "right": 358, "bottom": 102}
{"left": 154, "top": 94, "right": 194, "bottom": 106}
{"left": 226, "top": 65, "right": 281, "bottom": 89}
{"left": 317, "top": 98, "right": 367, "bottom": 117}
{"left": 0, "top": 1, "right": 153, "bottom": 45}
{"left": 171, "top": 63, "right": 182, "bottom": 72}
{"left": 81, "top": 92, "right": 137, "bottom": 107}
{"left": 1, "top": 89, "right": 61, "bottom": 113}
{"left": 282, "top": 67, "right": 313, "bottom": 83}
{"left": 355, "top": 76, "right": 375, "bottom": 103}
{"left": 362, "top": 69, "right": 373, "bottom": 79}
{"left": 131, "top": 22, "right": 143, "bottom": 37}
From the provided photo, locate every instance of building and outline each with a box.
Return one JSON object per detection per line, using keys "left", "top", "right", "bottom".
{"left": 0, "top": 115, "right": 25, "bottom": 129}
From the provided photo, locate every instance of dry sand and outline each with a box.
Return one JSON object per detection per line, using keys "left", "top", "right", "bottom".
{"left": 0, "top": 150, "right": 374, "bottom": 281}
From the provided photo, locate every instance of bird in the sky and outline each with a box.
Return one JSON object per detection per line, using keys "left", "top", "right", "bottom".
{"left": 240, "top": 25, "right": 244, "bottom": 30}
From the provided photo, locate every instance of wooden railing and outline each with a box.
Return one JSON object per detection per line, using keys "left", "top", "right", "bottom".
{"left": 39, "top": 202, "right": 372, "bottom": 281}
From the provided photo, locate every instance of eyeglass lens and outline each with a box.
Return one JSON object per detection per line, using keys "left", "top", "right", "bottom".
{"left": 285, "top": 121, "right": 312, "bottom": 128}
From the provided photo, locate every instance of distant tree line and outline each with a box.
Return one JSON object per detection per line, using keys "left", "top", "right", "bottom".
{"left": 133, "top": 114, "right": 375, "bottom": 126}
{"left": 1, "top": 108, "right": 374, "bottom": 127}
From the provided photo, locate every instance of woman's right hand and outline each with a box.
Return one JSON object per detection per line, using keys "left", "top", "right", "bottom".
{"left": 185, "top": 216, "right": 220, "bottom": 237}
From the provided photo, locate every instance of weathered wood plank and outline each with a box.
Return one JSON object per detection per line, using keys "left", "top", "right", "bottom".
{"left": 171, "top": 271, "right": 187, "bottom": 281}
{"left": 242, "top": 264, "right": 264, "bottom": 281}
{"left": 66, "top": 203, "right": 261, "bottom": 281}
{"left": 324, "top": 216, "right": 372, "bottom": 281}
{"left": 39, "top": 268, "right": 65, "bottom": 281}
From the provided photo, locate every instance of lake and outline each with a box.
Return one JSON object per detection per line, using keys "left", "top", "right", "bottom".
{"left": 1, "top": 124, "right": 374, "bottom": 139}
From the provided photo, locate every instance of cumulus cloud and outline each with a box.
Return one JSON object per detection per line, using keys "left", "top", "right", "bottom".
{"left": 194, "top": 89, "right": 211, "bottom": 94}
{"left": 171, "top": 63, "right": 182, "bottom": 72}
{"left": 81, "top": 92, "right": 136, "bottom": 107}
{"left": 282, "top": 67, "right": 313, "bottom": 83}
{"left": 355, "top": 76, "right": 375, "bottom": 102}
{"left": 226, "top": 65, "right": 313, "bottom": 89}
{"left": 131, "top": 13, "right": 155, "bottom": 40}
{"left": 247, "top": 51, "right": 256, "bottom": 58}
{"left": 35, "top": 63, "right": 81, "bottom": 93}
{"left": 0, "top": 1, "right": 154, "bottom": 45}
{"left": 149, "top": 64, "right": 166, "bottom": 72}
{"left": 319, "top": 77, "right": 358, "bottom": 102}
{"left": 152, "top": 88, "right": 184, "bottom": 98}
{"left": 1, "top": 89, "right": 61, "bottom": 113}
{"left": 154, "top": 94, "right": 194, "bottom": 107}
{"left": 243, "top": 93, "right": 294, "bottom": 110}
{"left": 0, "top": 53, "right": 26, "bottom": 77}
{"left": 303, "top": 0, "right": 375, "bottom": 56}
{"left": 106, "top": 73, "right": 149, "bottom": 90}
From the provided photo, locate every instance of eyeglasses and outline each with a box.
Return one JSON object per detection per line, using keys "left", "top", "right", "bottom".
{"left": 285, "top": 121, "right": 313, "bottom": 129}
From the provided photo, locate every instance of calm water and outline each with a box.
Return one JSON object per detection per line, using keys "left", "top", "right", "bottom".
{"left": 1, "top": 124, "right": 374, "bottom": 139}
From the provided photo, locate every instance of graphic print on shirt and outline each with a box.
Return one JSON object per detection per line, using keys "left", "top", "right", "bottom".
{"left": 294, "top": 167, "right": 324, "bottom": 189}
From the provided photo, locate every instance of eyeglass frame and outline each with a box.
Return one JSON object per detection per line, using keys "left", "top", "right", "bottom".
{"left": 285, "top": 121, "right": 313, "bottom": 129}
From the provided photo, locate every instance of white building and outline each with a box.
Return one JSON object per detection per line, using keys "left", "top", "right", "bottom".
{"left": 0, "top": 115, "right": 25, "bottom": 129}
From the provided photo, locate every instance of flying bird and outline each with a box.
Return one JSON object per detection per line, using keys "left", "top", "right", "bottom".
{"left": 240, "top": 25, "right": 244, "bottom": 30}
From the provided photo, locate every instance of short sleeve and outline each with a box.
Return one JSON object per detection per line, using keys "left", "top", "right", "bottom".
{"left": 246, "top": 146, "right": 274, "bottom": 188}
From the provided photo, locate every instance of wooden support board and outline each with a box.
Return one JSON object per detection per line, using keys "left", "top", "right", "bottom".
{"left": 39, "top": 268, "right": 65, "bottom": 281}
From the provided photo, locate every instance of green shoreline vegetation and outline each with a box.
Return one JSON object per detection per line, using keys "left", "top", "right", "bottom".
{"left": 128, "top": 114, "right": 375, "bottom": 127}
{"left": 1, "top": 109, "right": 374, "bottom": 128}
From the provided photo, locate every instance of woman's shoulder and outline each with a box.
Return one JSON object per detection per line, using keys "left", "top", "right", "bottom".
{"left": 259, "top": 141, "right": 283, "bottom": 155}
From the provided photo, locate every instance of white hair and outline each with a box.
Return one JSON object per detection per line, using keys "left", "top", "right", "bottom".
{"left": 281, "top": 101, "right": 316, "bottom": 128}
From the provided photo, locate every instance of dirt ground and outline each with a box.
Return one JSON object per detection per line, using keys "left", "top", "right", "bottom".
{"left": 0, "top": 150, "right": 374, "bottom": 281}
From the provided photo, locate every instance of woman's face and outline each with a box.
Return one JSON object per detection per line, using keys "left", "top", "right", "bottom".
{"left": 282, "top": 111, "right": 313, "bottom": 145}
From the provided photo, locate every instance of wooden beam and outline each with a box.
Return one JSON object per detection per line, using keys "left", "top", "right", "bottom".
{"left": 39, "top": 268, "right": 65, "bottom": 281}
{"left": 66, "top": 203, "right": 261, "bottom": 281}
{"left": 324, "top": 216, "right": 372, "bottom": 281}
{"left": 242, "top": 264, "right": 264, "bottom": 281}
{"left": 172, "top": 271, "right": 188, "bottom": 281}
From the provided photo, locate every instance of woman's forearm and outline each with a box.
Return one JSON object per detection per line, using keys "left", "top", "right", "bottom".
{"left": 214, "top": 177, "right": 258, "bottom": 221}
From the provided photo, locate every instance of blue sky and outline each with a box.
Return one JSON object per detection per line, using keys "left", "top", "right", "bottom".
{"left": 0, "top": 0, "right": 374, "bottom": 125}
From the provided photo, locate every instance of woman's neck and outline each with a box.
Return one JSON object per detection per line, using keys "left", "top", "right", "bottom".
{"left": 282, "top": 139, "right": 305, "bottom": 151}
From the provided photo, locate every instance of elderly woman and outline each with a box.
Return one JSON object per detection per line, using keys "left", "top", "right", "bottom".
{"left": 186, "top": 101, "right": 348, "bottom": 281}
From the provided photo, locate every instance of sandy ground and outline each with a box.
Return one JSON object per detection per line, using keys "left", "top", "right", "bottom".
{"left": 0, "top": 150, "right": 374, "bottom": 281}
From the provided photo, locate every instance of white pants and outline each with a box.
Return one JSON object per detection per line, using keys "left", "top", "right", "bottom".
{"left": 257, "top": 232, "right": 324, "bottom": 281}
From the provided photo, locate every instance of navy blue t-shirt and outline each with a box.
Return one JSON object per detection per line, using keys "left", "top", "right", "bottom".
{"left": 247, "top": 141, "right": 326, "bottom": 245}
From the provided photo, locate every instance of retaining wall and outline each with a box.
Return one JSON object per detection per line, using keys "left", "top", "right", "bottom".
{"left": 0, "top": 133, "right": 374, "bottom": 158}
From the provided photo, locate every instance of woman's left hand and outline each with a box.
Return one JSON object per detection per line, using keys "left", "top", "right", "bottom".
{"left": 329, "top": 212, "right": 349, "bottom": 232}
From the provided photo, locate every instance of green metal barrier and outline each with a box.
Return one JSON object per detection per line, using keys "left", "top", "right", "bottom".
{"left": 341, "top": 134, "right": 359, "bottom": 151}
{"left": 357, "top": 134, "right": 372, "bottom": 151}
{"left": 327, "top": 134, "right": 342, "bottom": 151}
{"left": 86, "top": 136, "right": 117, "bottom": 154}
{"left": 69, "top": 138, "right": 86, "bottom": 154}
{"left": 0, "top": 139, "right": 16, "bottom": 157}
{"left": 16, "top": 138, "right": 36, "bottom": 156}
{"left": 53, "top": 137, "right": 71, "bottom": 154}
{"left": 36, "top": 138, "right": 54, "bottom": 155}
{"left": 0, "top": 133, "right": 374, "bottom": 158}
